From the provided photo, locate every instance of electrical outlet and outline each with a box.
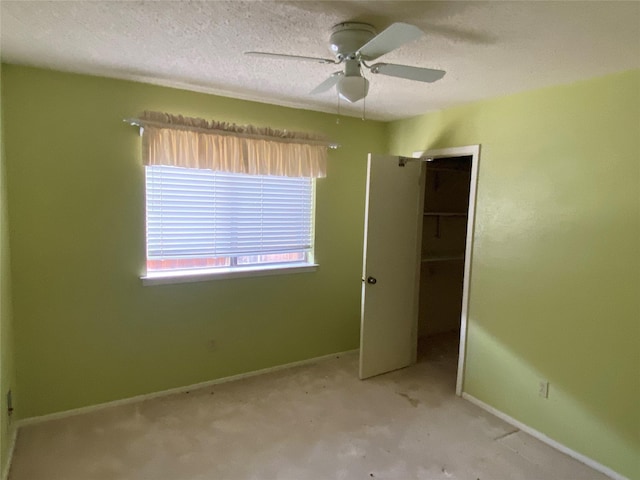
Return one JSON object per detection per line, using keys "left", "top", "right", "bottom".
{"left": 538, "top": 380, "right": 549, "bottom": 399}
{"left": 7, "top": 389, "right": 13, "bottom": 416}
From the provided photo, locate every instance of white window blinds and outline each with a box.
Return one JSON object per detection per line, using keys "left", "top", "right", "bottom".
{"left": 145, "top": 165, "right": 314, "bottom": 272}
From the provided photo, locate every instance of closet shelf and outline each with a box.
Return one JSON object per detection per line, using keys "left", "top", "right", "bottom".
{"left": 421, "top": 254, "right": 465, "bottom": 263}
{"left": 423, "top": 212, "right": 467, "bottom": 217}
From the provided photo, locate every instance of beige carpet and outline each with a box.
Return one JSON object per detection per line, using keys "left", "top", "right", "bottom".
{"left": 9, "top": 332, "right": 608, "bottom": 480}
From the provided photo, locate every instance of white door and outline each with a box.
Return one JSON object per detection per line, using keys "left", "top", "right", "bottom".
{"left": 359, "top": 154, "right": 424, "bottom": 379}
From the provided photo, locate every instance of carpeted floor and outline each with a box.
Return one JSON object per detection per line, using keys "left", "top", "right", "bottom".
{"left": 9, "top": 332, "right": 608, "bottom": 480}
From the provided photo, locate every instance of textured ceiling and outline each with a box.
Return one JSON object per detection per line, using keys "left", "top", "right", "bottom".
{"left": 1, "top": 1, "right": 639, "bottom": 121}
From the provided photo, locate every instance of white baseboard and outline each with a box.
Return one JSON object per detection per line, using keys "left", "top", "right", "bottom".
{"left": 2, "top": 425, "right": 17, "bottom": 480}
{"left": 462, "top": 393, "right": 627, "bottom": 480}
{"left": 18, "top": 349, "right": 358, "bottom": 428}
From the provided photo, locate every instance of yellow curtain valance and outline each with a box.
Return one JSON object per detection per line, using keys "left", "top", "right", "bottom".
{"left": 134, "top": 111, "right": 329, "bottom": 178}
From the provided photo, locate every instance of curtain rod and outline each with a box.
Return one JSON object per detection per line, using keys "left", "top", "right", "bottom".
{"left": 124, "top": 118, "right": 340, "bottom": 150}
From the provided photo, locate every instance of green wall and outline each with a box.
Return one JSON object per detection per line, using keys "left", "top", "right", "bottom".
{"left": 389, "top": 70, "right": 640, "bottom": 479}
{"left": 1, "top": 65, "right": 387, "bottom": 419}
{"left": 0, "top": 62, "right": 17, "bottom": 477}
{"left": 2, "top": 63, "right": 638, "bottom": 479}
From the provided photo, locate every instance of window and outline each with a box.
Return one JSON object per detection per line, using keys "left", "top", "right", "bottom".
{"left": 145, "top": 165, "right": 315, "bottom": 279}
{"left": 133, "top": 111, "right": 329, "bottom": 283}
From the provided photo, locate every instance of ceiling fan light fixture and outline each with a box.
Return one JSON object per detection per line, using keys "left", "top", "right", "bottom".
{"left": 337, "top": 76, "right": 369, "bottom": 103}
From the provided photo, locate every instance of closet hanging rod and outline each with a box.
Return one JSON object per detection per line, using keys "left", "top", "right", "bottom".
{"left": 398, "top": 157, "right": 470, "bottom": 172}
{"left": 426, "top": 166, "right": 471, "bottom": 174}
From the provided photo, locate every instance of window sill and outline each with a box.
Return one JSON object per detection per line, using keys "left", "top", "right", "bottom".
{"left": 141, "top": 263, "right": 319, "bottom": 286}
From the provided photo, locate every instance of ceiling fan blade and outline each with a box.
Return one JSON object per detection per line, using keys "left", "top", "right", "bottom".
{"left": 244, "top": 51, "right": 337, "bottom": 64}
{"left": 357, "top": 22, "right": 423, "bottom": 61}
{"left": 369, "top": 63, "right": 446, "bottom": 83}
{"left": 310, "top": 72, "right": 343, "bottom": 94}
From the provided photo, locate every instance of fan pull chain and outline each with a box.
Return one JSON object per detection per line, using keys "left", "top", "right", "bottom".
{"left": 336, "top": 92, "right": 341, "bottom": 124}
{"left": 361, "top": 66, "right": 367, "bottom": 121}
{"left": 362, "top": 91, "right": 366, "bottom": 121}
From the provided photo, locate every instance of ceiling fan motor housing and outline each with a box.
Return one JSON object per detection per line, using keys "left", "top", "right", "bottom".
{"left": 329, "top": 22, "right": 377, "bottom": 59}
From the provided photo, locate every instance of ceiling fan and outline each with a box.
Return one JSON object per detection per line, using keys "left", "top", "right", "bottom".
{"left": 245, "top": 22, "right": 446, "bottom": 103}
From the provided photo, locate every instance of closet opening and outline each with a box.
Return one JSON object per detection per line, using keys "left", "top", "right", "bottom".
{"left": 417, "top": 154, "right": 473, "bottom": 389}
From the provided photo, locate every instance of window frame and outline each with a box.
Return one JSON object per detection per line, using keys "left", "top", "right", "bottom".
{"left": 141, "top": 166, "right": 318, "bottom": 285}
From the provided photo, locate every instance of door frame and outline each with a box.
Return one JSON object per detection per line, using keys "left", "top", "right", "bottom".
{"left": 413, "top": 145, "right": 481, "bottom": 396}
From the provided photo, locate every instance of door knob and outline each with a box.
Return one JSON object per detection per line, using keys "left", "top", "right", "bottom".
{"left": 367, "top": 276, "right": 377, "bottom": 285}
